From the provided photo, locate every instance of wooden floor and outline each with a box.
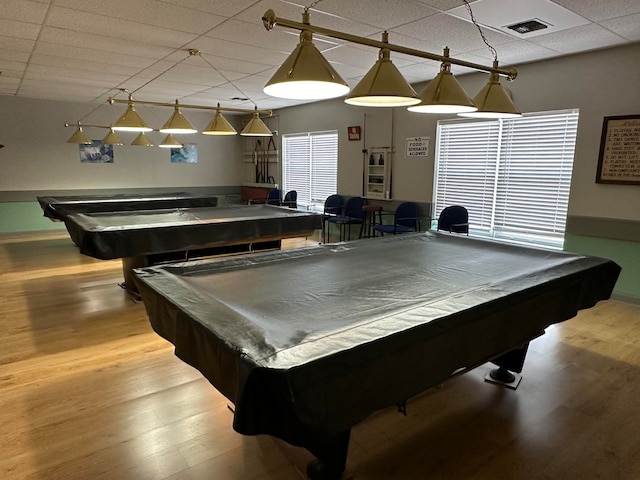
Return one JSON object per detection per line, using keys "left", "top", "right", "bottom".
{"left": 1, "top": 230, "right": 640, "bottom": 480}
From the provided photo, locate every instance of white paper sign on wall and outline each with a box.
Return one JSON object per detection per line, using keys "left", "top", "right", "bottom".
{"left": 406, "top": 137, "right": 430, "bottom": 157}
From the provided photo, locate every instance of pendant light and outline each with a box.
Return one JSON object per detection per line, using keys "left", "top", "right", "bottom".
{"left": 263, "top": 11, "right": 349, "bottom": 100}
{"left": 66, "top": 122, "right": 92, "bottom": 144}
{"left": 408, "top": 48, "right": 477, "bottom": 114}
{"left": 112, "top": 96, "right": 153, "bottom": 132}
{"left": 101, "top": 128, "right": 124, "bottom": 145}
{"left": 458, "top": 61, "right": 521, "bottom": 118}
{"left": 160, "top": 100, "right": 198, "bottom": 134}
{"left": 345, "top": 33, "right": 420, "bottom": 107}
{"left": 131, "top": 132, "right": 154, "bottom": 146}
{"left": 159, "top": 134, "right": 183, "bottom": 148}
{"left": 202, "top": 104, "right": 237, "bottom": 135}
{"left": 240, "top": 107, "right": 273, "bottom": 136}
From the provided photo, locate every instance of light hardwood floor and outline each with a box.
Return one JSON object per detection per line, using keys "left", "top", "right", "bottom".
{"left": 1, "top": 230, "right": 639, "bottom": 480}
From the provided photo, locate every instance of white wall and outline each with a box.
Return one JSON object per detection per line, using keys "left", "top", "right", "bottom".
{"left": 0, "top": 96, "right": 244, "bottom": 191}
{"left": 274, "top": 42, "right": 640, "bottom": 221}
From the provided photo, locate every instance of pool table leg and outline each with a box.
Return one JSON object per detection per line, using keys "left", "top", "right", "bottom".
{"left": 486, "top": 343, "right": 530, "bottom": 389}
{"left": 305, "top": 429, "right": 351, "bottom": 480}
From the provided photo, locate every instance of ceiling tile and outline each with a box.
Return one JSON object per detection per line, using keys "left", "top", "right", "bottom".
{"left": 553, "top": 0, "right": 640, "bottom": 22}
{"left": 600, "top": 12, "right": 640, "bottom": 41}
{"left": 46, "top": 7, "right": 199, "bottom": 48}
{"left": 0, "top": 0, "right": 49, "bottom": 23}
{"left": 0, "top": 18, "right": 42, "bottom": 40}
{"left": 529, "top": 23, "right": 630, "bottom": 53}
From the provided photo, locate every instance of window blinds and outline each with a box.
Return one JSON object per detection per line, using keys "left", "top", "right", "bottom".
{"left": 283, "top": 131, "right": 338, "bottom": 210}
{"left": 434, "top": 109, "right": 579, "bottom": 247}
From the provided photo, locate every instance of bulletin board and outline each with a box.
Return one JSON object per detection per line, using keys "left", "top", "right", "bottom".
{"left": 595, "top": 115, "right": 640, "bottom": 185}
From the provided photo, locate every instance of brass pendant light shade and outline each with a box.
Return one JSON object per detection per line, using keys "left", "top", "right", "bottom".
{"left": 67, "top": 123, "right": 92, "bottom": 144}
{"left": 160, "top": 100, "right": 198, "bottom": 134}
{"left": 131, "top": 132, "right": 154, "bottom": 146}
{"left": 158, "top": 133, "right": 183, "bottom": 148}
{"left": 101, "top": 128, "right": 124, "bottom": 145}
{"left": 264, "top": 29, "right": 350, "bottom": 100}
{"left": 408, "top": 60, "right": 477, "bottom": 114}
{"left": 458, "top": 63, "right": 521, "bottom": 118}
{"left": 345, "top": 45, "right": 420, "bottom": 107}
{"left": 202, "top": 106, "right": 237, "bottom": 135}
{"left": 112, "top": 99, "right": 153, "bottom": 132}
{"left": 240, "top": 108, "right": 273, "bottom": 136}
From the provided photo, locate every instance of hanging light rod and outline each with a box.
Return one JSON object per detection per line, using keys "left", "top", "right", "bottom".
{"left": 262, "top": 9, "right": 517, "bottom": 81}
{"left": 107, "top": 96, "right": 273, "bottom": 116}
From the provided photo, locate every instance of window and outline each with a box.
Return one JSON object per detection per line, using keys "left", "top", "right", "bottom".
{"left": 434, "top": 109, "right": 579, "bottom": 248}
{"left": 282, "top": 130, "right": 338, "bottom": 211}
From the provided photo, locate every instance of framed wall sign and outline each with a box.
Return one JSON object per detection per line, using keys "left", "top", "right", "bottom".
{"left": 348, "top": 126, "right": 361, "bottom": 141}
{"left": 596, "top": 114, "right": 640, "bottom": 185}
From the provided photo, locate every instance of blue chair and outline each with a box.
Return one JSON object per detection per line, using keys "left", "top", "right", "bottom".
{"left": 282, "top": 190, "right": 297, "bottom": 208}
{"left": 437, "top": 205, "right": 469, "bottom": 234}
{"left": 327, "top": 196, "right": 367, "bottom": 242}
{"left": 266, "top": 188, "right": 282, "bottom": 206}
{"left": 322, "top": 194, "right": 344, "bottom": 243}
{"left": 373, "top": 201, "right": 420, "bottom": 236}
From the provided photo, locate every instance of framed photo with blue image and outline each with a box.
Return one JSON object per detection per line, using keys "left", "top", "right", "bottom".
{"left": 171, "top": 143, "right": 198, "bottom": 163}
{"left": 79, "top": 140, "right": 114, "bottom": 163}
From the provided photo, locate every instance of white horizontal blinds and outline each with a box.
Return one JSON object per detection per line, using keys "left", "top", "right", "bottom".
{"left": 434, "top": 121, "right": 500, "bottom": 232}
{"left": 434, "top": 109, "right": 579, "bottom": 248}
{"left": 282, "top": 131, "right": 338, "bottom": 210}
{"left": 310, "top": 132, "right": 338, "bottom": 204}
{"left": 494, "top": 110, "right": 578, "bottom": 243}
{"left": 283, "top": 134, "right": 311, "bottom": 206}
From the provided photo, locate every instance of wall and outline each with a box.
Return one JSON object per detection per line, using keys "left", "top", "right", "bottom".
{"left": 1, "top": 43, "right": 638, "bottom": 301}
{"left": 274, "top": 42, "right": 640, "bottom": 302}
{"left": 0, "top": 95, "right": 246, "bottom": 231}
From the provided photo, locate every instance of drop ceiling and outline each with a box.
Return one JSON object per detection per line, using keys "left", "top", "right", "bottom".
{"left": 0, "top": 0, "right": 638, "bottom": 112}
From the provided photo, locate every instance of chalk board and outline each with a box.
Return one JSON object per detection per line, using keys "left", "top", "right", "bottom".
{"left": 596, "top": 115, "right": 640, "bottom": 185}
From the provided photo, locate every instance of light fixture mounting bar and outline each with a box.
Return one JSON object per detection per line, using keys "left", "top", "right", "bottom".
{"left": 107, "top": 97, "right": 273, "bottom": 116}
{"left": 64, "top": 122, "right": 110, "bottom": 129}
{"left": 262, "top": 9, "right": 517, "bottom": 81}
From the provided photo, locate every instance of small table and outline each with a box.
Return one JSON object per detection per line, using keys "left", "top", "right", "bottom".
{"left": 360, "top": 204, "right": 383, "bottom": 238}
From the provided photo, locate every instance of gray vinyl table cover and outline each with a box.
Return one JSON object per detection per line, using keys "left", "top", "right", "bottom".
{"left": 37, "top": 192, "right": 219, "bottom": 219}
{"left": 133, "top": 232, "right": 620, "bottom": 448}
{"left": 62, "top": 204, "right": 322, "bottom": 260}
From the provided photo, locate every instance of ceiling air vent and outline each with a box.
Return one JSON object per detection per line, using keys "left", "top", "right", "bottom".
{"left": 506, "top": 19, "right": 549, "bottom": 34}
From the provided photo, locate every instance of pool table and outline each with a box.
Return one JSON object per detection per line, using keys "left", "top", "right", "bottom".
{"left": 37, "top": 191, "right": 219, "bottom": 220}
{"left": 133, "top": 232, "right": 620, "bottom": 479}
{"left": 62, "top": 204, "right": 321, "bottom": 290}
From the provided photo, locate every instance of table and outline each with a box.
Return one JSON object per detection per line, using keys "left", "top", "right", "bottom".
{"left": 133, "top": 232, "right": 620, "bottom": 479}
{"left": 37, "top": 191, "right": 219, "bottom": 220}
{"left": 62, "top": 204, "right": 321, "bottom": 290}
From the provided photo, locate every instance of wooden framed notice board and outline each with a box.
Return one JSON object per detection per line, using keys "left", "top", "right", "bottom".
{"left": 596, "top": 114, "right": 640, "bottom": 185}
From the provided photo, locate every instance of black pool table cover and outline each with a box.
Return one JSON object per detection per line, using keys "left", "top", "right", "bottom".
{"left": 37, "top": 191, "right": 219, "bottom": 220}
{"left": 133, "top": 232, "right": 620, "bottom": 472}
{"left": 62, "top": 204, "right": 322, "bottom": 260}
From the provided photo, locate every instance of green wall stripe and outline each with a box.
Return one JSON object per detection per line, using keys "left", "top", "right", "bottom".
{"left": 565, "top": 233, "right": 640, "bottom": 302}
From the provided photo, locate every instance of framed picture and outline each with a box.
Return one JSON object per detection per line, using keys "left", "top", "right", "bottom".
{"left": 80, "top": 140, "right": 114, "bottom": 163}
{"left": 170, "top": 143, "right": 198, "bottom": 163}
{"left": 348, "top": 126, "right": 361, "bottom": 141}
{"left": 596, "top": 115, "right": 640, "bottom": 185}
